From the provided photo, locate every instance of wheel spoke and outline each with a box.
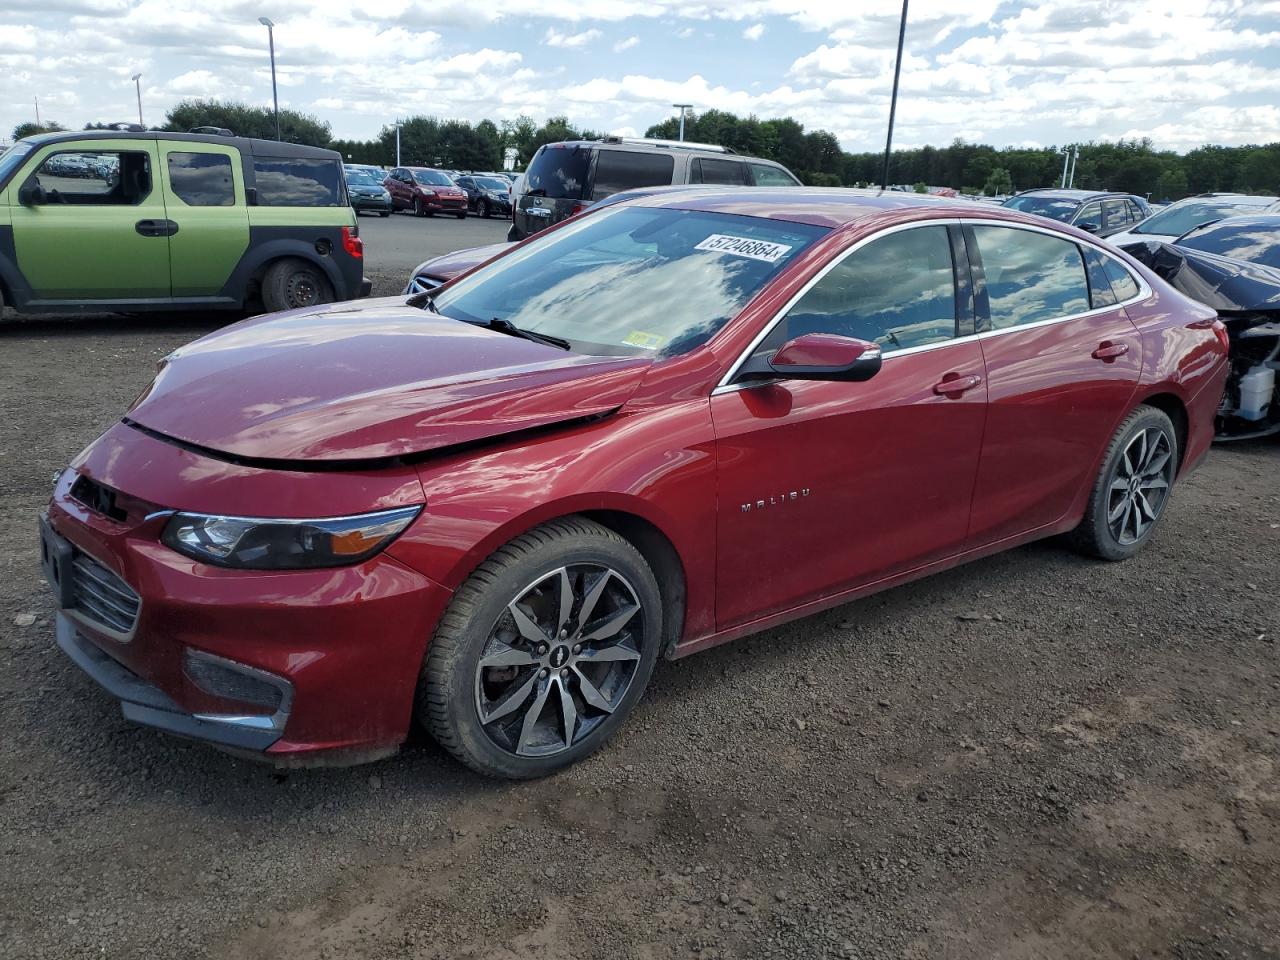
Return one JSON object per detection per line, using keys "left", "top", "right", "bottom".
{"left": 478, "top": 644, "right": 540, "bottom": 670}
{"left": 580, "top": 603, "right": 640, "bottom": 643}
{"left": 1142, "top": 450, "right": 1171, "bottom": 478}
{"left": 508, "top": 601, "right": 550, "bottom": 645}
{"left": 555, "top": 567, "right": 575, "bottom": 635}
{"left": 1136, "top": 490, "right": 1158, "bottom": 522}
{"left": 1109, "top": 478, "right": 1130, "bottom": 493}
{"left": 573, "top": 666, "right": 616, "bottom": 714}
{"left": 481, "top": 672, "right": 538, "bottom": 724}
{"left": 577, "top": 570, "right": 613, "bottom": 628}
{"left": 1140, "top": 477, "right": 1169, "bottom": 492}
{"left": 516, "top": 677, "right": 553, "bottom": 755}
{"left": 577, "top": 641, "right": 641, "bottom": 664}
{"left": 1108, "top": 495, "right": 1129, "bottom": 523}
{"left": 556, "top": 677, "right": 578, "bottom": 747}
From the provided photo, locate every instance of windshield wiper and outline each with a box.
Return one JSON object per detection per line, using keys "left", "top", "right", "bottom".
{"left": 482, "top": 317, "right": 571, "bottom": 351}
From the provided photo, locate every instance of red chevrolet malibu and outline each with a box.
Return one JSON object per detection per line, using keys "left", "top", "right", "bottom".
{"left": 41, "top": 190, "right": 1229, "bottom": 779}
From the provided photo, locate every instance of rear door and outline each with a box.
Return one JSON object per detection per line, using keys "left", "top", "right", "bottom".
{"left": 964, "top": 222, "right": 1143, "bottom": 547}
{"left": 157, "top": 142, "right": 249, "bottom": 297}
{"left": 1100, "top": 198, "right": 1131, "bottom": 237}
{"left": 711, "top": 223, "right": 987, "bottom": 628}
{"left": 10, "top": 139, "right": 171, "bottom": 301}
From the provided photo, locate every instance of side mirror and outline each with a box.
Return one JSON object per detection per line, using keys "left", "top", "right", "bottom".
{"left": 740, "top": 333, "right": 883, "bottom": 383}
{"left": 18, "top": 181, "right": 46, "bottom": 206}
{"left": 1078, "top": 221, "right": 1100, "bottom": 233}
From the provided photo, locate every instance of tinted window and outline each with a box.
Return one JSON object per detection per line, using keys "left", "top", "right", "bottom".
{"left": 434, "top": 207, "right": 826, "bottom": 358}
{"left": 167, "top": 151, "right": 234, "bottom": 206}
{"left": 1177, "top": 217, "right": 1280, "bottom": 268}
{"left": 524, "top": 144, "right": 591, "bottom": 200}
{"left": 972, "top": 225, "right": 1090, "bottom": 329}
{"left": 766, "top": 226, "right": 957, "bottom": 352}
{"left": 1126, "top": 200, "right": 1144, "bottom": 221}
{"left": 749, "top": 162, "right": 799, "bottom": 186}
{"left": 1082, "top": 248, "right": 1118, "bottom": 308}
{"left": 253, "top": 158, "right": 343, "bottom": 206}
{"left": 591, "top": 150, "right": 674, "bottom": 200}
{"left": 31, "top": 150, "right": 151, "bottom": 205}
{"left": 693, "top": 157, "right": 747, "bottom": 185}
{"left": 1101, "top": 255, "right": 1140, "bottom": 301}
{"left": 1002, "top": 195, "right": 1078, "bottom": 222}
{"left": 1102, "top": 199, "right": 1129, "bottom": 228}
{"left": 1074, "top": 202, "right": 1103, "bottom": 228}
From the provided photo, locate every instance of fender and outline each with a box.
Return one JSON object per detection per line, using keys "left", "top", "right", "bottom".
{"left": 218, "top": 226, "right": 360, "bottom": 303}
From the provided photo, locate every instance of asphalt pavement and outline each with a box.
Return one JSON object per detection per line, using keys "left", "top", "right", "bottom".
{"left": 357, "top": 209, "right": 511, "bottom": 293}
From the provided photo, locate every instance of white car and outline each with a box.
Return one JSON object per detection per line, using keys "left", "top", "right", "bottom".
{"left": 1107, "top": 193, "right": 1280, "bottom": 246}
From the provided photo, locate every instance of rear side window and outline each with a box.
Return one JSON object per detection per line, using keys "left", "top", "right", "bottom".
{"left": 972, "top": 225, "right": 1090, "bottom": 330}
{"left": 1102, "top": 199, "right": 1129, "bottom": 228}
{"left": 30, "top": 150, "right": 151, "bottom": 205}
{"left": 766, "top": 225, "right": 957, "bottom": 352}
{"left": 167, "top": 152, "right": 234, "bottom": 206}
{"left": 749, "top": 162, "right": 800, "bottom": 186}
{"left": 693, "top": 157, "right": 747, "bottom": 185}
{"left": 524, "top": 145, "right": 591, "bottom": 200}
{"left": 1101, "top": 255, "right": 1140, "bottom": 301}
{"left": 590, "top": 149, "right": 674, "bottom": 200}
{"left": 252, "top": 157, "right": 343, "bottom": 206}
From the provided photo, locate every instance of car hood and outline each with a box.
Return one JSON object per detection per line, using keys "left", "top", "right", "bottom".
{"left": 413, "top": 241, "right": 516, "bottom": 282}
{"left": 126, "top": 299, "right": 652, "bottom": 463}
{"left": 1118, "top": 240, "right": 1280, "bottom": 312}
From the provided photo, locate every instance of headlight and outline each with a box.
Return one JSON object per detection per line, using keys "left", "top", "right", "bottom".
{"left": 161, "top": 506, "right": 421, "bottom": 570}
{"left": 381, "top": 189, "right": 390, "bottom": 198}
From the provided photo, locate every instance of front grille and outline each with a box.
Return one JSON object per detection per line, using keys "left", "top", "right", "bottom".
{"left": 71, "top": 552, "right": 140, "bottom": 635}
{"left": 408, "top": 274, "right": 443, "bottom": 294}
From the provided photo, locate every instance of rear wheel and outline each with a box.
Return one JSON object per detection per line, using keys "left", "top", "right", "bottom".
{"left": 379, "top": 210, "right": 390, "bottom": 218}
{"left": 1070, "top": 405, "right": 1178, "bottom": 561}
{"left": 260, "top": 258, "right": 333, "bottom": 314}
{"left": 419, "top": 517, "right": 662, "bottom": 779}
{"left": 480, "top": 200, "right": 491, "bottom": 218}
{"left": 455, "top": 211, "right": 466, "bottom": 219}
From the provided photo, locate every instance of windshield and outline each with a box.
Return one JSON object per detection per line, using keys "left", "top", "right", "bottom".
{"left": 474, "top": 176, "right": 509, "bottom": 191}
{"left": 1001, "top": 196, "right": 1080, "bottom": 222}
{"left": 346, "top": 170, "right": 381, "bottom": 185}
{"left": 1177, "top": 217, "right": 1280, "bottom": 268}
{"left": 0, "top": 142, "right": 34, "bottom": 188}
{"left": 1135, "top": 199, "right": 1270, "bottom": 236}
{"left": 412, "top": 169, "right": 454, "bottom": 186}
{"left": 433, "top": 207, "right": 828, "bottom": 358}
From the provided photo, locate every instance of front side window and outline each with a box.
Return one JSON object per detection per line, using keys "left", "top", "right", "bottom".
{"left": 1002, "top": 195, "right": 1078, "bottom": 223}
{"left": 759, "top": 226, "right": 957, "bottom": 354}
{"left": 433, "top": 207, "right": 826, "bottom": 358}
{"left": 972, "top": 225, "right": 1090, "bottom": 330}
{"left": 29, "top": 150, "right": 151, "bottom": 205}
{"left": 252, "top": 158, "right": 343, "bottom": 206}
{"left": 750, "top": 163, "right": 800, "bottom": 186}
{"left": 167, "top": 152, "right": 234, "bottom": 206}
{"left": 1102, "top": 199, "right": 1129, "bottom": 228}
{"left": 693, "top": 158, "right": 747, "bottom": 186}
{"left": 1074, "top": 202, "right": 1103, "bottom": 229}
{"left": 1177, "top": 217, "right": 1280, "bottom": 268}
{"left": 590, "top": 150, "right": 674, "bottom": 200}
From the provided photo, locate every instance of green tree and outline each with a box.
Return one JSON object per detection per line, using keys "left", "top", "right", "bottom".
{"left": 1153, "top": 167, "right": 1188, "bottom": 202}
{"left": 162, "top": 99, "right": 331, "bottom": 146}
{"left": 983, "top": 167, "right": 1014, "bottom": 196}
{"left": 913, "top": 181, "right": 928, "bottom": 194}
{"left": 13, "top": 120, "right": 66, "bottom": 140}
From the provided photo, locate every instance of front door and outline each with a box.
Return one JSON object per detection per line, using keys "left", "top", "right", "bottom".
{"left": 711, "top": 223, "right": 988, "bottom": 629}
{"left": 10, "top": 140, "right": 171, "bottom": 302}
{"left": 156, "top": 143, "right": 249, "bottom": 297}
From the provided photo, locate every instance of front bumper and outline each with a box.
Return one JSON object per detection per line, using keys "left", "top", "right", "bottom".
{"left": 352, "top": 195, "right": 393, "bottom": 213}
{"left": 41, "top": 424, "right": 453, "bottom": 764}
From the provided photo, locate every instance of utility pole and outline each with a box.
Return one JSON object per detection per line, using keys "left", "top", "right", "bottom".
{"left": 1060, "top": 146, "right": 1070, "bottom": 188}
{"left": 395, "top": 120, "right": 402, "bottom": 167}
{"left": 34, "top": 96, "right": 41, "bottom": 127}
{"left": 881, "top": 0, "right": 909, "bottom": 191}
{"left": 1067, "top": 145, "right": 1079, "bottom": 188}
{"left": 259, "top": 17, "right": 280, "bottom": 140}
{"left": 672, "top": 104, "right": 692, "bottom": 141}
{"left": 131, "top": 73, "right": 143, "bottom": 126}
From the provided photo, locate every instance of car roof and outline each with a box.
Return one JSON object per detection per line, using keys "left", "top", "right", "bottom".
{"left": 1180, "top": 192, "right": 1278, "bottom": 205}
{"left": 622, "top": 186, "right": 1046, "bottom": 230}
{"left": 19, "top": 129, "right": 339, "bottom": 160}
{"left": 1013, "top": 188, "right": 1131, "bottom": 201}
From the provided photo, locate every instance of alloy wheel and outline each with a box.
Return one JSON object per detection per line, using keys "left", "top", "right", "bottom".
{"left": 474, "top": 565, "right": 645, "bottom": 758}
{"left": 1107, "top": 426, "right": 1174, "bottom": 545}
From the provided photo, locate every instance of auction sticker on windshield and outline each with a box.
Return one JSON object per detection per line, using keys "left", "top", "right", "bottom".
{"left": 695, "top": 234, "right": 794, "bottom": 263}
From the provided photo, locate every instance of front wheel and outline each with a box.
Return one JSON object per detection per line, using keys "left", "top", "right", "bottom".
{"left": 1070, "top": 405, "right": 1178, "bottom": 561}
{"left": 419, "top": 518, "right": 663, "bottom": 779}
{"left": 480, "top": 200, "right": 490, "bottom": 218}
{"left": 260, "top": 258, "right": 333, "bottom": 313}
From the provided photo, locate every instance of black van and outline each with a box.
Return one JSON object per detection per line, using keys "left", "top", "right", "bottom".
{"left": 510, "top": 137, "right": 801, "bottom": 240}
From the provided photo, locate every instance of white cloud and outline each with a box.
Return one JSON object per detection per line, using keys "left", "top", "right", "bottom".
{"left": 613, "top": 35, "right": 639, "bottom": 51}
{"left": 742, "top": 22, "right": 764, "bottom": 40}
{"left": 543, "top": 26, "right": 602, "bottom": 48}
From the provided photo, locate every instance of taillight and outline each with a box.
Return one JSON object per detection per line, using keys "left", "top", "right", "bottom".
{"left": 569, "top": 203, "right": 586, "bottom": 216}
{"left": 1212, "top": 318, "right": 1230, "bottom": 352}
{"left": 341, "top": 225, "right": 363, "bottom": 259}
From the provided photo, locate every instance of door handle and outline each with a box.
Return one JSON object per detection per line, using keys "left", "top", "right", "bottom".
{"left": 933, "top": 373, "right": 983, "bottom": 396}
{"left": 1091, "top": 341, "right": 1129, "bottom": 361}
{"left": 135, "top": 219, "right": 179, "bottom": 238}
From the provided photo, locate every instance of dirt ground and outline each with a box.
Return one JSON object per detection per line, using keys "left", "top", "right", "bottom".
{"left": 1, "top": 267, "right": 1277, "bottom": 959}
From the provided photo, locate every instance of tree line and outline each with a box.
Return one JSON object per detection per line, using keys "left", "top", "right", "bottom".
{"left": 12, "top": 101, "right": 1280, "bottom": 200}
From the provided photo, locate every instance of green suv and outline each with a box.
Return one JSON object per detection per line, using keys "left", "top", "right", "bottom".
{"left": 0, "top": 131, "right": 370, "bottom": 315}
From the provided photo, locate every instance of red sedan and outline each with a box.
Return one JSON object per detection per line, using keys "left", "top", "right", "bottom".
{"left": 41, "top": 190, "right": 1229, "bottom": 779}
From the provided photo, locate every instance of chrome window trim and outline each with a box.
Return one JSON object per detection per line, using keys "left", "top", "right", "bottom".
{"left": 714, "top": 216, "right": 1151, "bottom": 394}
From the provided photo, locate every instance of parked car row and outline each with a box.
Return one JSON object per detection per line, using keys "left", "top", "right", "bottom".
{"left": 343, "top": 162, "right": 519, "bottom": 220}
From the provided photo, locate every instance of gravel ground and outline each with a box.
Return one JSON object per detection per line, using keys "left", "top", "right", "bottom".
{"left": 1, "top": 237, "right": 1277, "bottom": 959}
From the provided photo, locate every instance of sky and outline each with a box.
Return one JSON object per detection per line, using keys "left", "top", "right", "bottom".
{"left": 2, "top": 0, "right": 1279, "bottom": 153}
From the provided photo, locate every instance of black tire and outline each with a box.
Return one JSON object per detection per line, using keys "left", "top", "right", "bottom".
{"left": 414, "top": 197, "right": 433, "bottom": 218}
{"left": 1070, "top": 405, "right": 1178, "bottom": 561}
{"left": 379, "top": 211, "right": 390, "bottom": 218}
{"left": 480, "top": 200, "right": 490, "bottom": 219}
{"left": 419, "top": 517, "right": 663, "bottom": 779}
{"left": 455, "top": 211, "right": 466, "bottom": 219}
{"left": 260, "top": 258, "right": 333, "bottom": 314}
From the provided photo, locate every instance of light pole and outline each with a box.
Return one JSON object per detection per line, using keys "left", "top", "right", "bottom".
{"left": 394, "top": 120, "right": 402, "bottom": 167}
{"left": 672, "top": 103, "right": 692, "bottom": 142}
{"left": 130, "top": 73, "right": 143, "bottom": 126}
{"left": 881, "top": 0, "right": 909, "bottom": 191}
{"left": 258, "top": 16, "right": 280, "bottom": 140}
{"left": 34, "top": 95, "right": 41, "bottom": 127}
